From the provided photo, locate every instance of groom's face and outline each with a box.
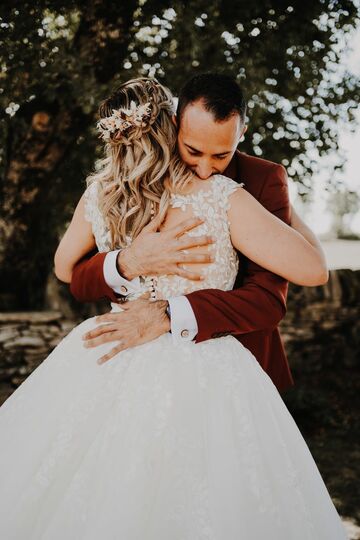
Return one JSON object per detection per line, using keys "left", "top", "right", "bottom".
{"left": 176, "top": 99, "right": 246, "bottom": 180}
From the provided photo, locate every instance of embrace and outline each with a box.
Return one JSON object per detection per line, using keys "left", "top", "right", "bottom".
{"left": 0, "top": 74, "right": 347, "bottom": 539}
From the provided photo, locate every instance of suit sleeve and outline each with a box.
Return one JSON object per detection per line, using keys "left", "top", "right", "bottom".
{"left": 185, "top": 164, "right": 291, "bottom": 343}
{"left": 70, "top": 249, "right": 118, "bottom": 303}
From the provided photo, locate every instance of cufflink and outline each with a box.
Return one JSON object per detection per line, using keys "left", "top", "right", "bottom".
{"left": 181, "top": 329, "right": 189, "bottom": 338}
{"left": 120, "top": 285, "right": 128, "bottom": 294}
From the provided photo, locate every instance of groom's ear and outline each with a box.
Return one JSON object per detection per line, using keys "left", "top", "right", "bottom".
{"left": 239, "top": 124, "right": 248, "bottom": 142}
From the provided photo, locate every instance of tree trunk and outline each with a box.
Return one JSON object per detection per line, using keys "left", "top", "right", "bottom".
{"left": 0, "top": 1, "right": 137, "bottom": 310}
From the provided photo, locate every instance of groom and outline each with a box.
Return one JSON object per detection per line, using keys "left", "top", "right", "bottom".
{"left": 70, "top": 73, "right": 294, "bottom": 393}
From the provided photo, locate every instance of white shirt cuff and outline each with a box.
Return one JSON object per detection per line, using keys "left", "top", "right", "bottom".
{"left": 103, "top": 250, "right": 141, "bottom": 296}
{"left": 168, "top": 296, "right": 198, "bottom": 343}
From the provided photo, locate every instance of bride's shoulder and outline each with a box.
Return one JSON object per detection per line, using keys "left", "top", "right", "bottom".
{"left": 212, "top": 174, "right": 245, "bottom": 198}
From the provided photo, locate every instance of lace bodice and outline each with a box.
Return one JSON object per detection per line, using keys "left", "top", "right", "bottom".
{"left": 83, "top": 174, "right": 244, "bottom": 303}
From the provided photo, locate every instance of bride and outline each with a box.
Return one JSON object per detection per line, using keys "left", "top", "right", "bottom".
{"left": 0, "top": 77, "right": 347, "bottom": 539}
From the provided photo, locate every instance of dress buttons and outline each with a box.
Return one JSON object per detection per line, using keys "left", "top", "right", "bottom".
{"left": 120, "top": 285, "right": 128, "bottom": 294}
{"left": 181, "top": 329, "right": 189, "bottom": 338}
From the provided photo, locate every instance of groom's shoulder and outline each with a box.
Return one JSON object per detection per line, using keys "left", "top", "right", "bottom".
{"left": 232, "top": 151, "right": 287, "bottom": 199}
{"left": 235, "top": 150, "right": 285, "bottom": 176}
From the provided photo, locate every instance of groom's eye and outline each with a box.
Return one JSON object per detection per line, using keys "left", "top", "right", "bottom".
{"left": 188, "top": 150, "right": 200, "bottom": 156}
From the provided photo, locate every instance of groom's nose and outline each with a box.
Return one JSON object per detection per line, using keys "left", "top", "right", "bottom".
{"left": 195, "top": 160, "right": 214, "bottom": 179}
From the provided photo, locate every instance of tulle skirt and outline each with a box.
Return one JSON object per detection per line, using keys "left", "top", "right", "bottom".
{"left": 0, "top": 315, "right": 348, "bottom": 539}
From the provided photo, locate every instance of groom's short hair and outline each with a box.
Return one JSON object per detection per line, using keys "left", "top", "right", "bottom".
{"left": 177, "top": 73, "right": 247, "bottom": 125}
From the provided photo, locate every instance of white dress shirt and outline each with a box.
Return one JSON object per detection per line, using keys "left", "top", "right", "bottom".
{"left": 103, "top": 250, "right": 198, "bottom": 343}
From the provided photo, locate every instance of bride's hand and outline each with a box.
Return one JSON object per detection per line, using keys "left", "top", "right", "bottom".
{"left": 117, "top": 215, "right": 215, "bottom": 281}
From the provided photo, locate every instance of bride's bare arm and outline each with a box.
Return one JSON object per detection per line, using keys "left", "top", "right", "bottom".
{"left": 54, "top": 194, "right": 96, "bottom": 283}
{"left": 289, "top": 204, "right": 327, "bottom": 261}
{"left": 228, "top": 189, "right": 328, "bottom": 286}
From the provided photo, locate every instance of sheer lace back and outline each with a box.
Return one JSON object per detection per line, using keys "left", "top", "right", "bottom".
{"left": 83, "top": 174, "right": 244, "bottom": 302}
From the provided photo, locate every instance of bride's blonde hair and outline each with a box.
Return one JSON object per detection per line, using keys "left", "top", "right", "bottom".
{"left": 86, "top": 77, "right": 194, "bottom": 249}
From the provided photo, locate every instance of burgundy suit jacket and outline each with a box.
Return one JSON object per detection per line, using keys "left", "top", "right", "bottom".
{"left": 70, "top": 151, "right": 294, "bottom": 393}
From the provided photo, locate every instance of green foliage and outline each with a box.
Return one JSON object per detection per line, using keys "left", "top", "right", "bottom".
{"left": 328, "top": 188, "right": 360, "bottom": 236}
{"left": 1, "top": 0, "right": 359, "bottom": 187}
{"left": 130, "top": 0, "right": 360, "bottom": 188}
{"left": 0, "top": 0, "right": 359, "bottom": 308}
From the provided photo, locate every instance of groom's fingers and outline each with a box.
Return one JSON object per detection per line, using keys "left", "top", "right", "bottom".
{"left": 83, "top": 330, "right": 122, "bottom": 348}
{"left": 141, "top": 211, "right": 164, "bottom": 232}
{"left": 173, "top": 265, "right": 205, "bottom": 281}
{"left": 175, "top": 252, "right": 214, "bottom": 264}
{"left": 97, "top": 342, "right": 125, "bottom": 364}
{"left": 166, "top": 217, "right": 205, "bottom": 238}
{"left": 97, "top": 330, "right": 152, "bottom": 365}
{"left": 82, "top": 323, "right": 119, "bottom": 341}
{"left": 95, "top": 313, "right": 124, "bottom": 324}
{"left": 175, "top": 234, "right": 215, "bottom": 251}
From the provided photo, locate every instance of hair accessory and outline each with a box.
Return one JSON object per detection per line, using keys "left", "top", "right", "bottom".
{"left": 145, "top": 80, "right": 157, "bottom": 101}
{"left": 97, "top": 101, "right": 152, "bottom": 141}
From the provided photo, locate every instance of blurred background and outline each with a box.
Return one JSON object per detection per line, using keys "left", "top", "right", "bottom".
{"left": 0, "top": 0, "right": 359, "bottom": 536}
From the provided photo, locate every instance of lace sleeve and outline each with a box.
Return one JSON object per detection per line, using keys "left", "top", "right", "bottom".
{"left": 216, "top": 175, "right": 245, "bottom": 212}
{"left": 83, "top": 181, "right": 99, "bottom": 225}
{"left": 82, "top": 181, "right": 112, "bottom": 252}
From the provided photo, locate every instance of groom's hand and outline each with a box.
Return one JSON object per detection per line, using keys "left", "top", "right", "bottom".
{"left": 117, "top": 214, "right": 215, "bottom": 281}
{"left": 82, "top": 293, "right": 170, "bottom": 365}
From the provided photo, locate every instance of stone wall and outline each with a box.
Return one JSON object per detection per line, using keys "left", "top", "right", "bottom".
{"left": 0, "top": 312, "right": 78, "bottom": 404}
{"left": 281, "top": 268, "right": 360, "bottom": 375}
{"left": 0, "top": 269, "right": 359, "bottom": 406}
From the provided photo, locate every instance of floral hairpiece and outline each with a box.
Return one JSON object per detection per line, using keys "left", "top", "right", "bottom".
{"left": 97, "top": 101, "right": 152, "bottom": 141}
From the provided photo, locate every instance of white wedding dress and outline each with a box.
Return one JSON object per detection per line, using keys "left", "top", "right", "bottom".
{"left": 0, "top": 175, "right": 348, "bottom": 539}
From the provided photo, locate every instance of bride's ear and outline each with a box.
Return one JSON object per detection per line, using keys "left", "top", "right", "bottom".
{"left": 171, "top": 114, "right": 178, "bottom": 128}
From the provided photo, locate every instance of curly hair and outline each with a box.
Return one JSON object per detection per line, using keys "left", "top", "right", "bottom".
{"left": 86, "top": 77, "right": 194, "bottom": 249}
